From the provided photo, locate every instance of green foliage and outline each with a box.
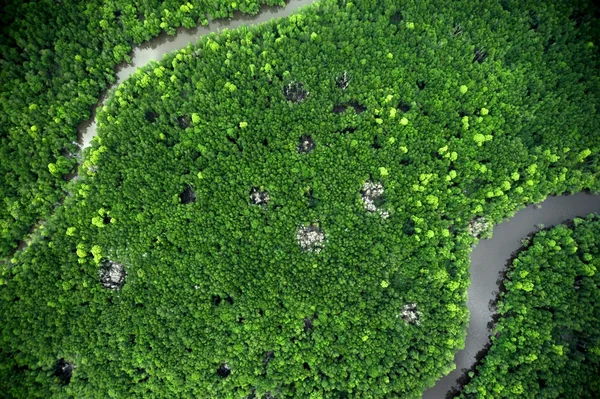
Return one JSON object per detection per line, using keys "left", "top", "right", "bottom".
{"left": 458, "top": 215, "right": 600, "bottom": 398}
{"left": 1, "top": 0, "right": 600, "bottom": 398}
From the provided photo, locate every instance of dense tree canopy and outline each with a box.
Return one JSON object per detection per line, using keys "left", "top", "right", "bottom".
{"left": 0, "top": 0, "right": 285, "bottom": 258}
{"left": 457, "top": 215, "right": 600, "bottom": 398}
{"left": 1, "top": 0, "right": 600, "bottom": 397}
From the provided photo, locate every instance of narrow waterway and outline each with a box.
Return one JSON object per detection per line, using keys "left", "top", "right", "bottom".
{"left": 423, "top": 192, "right": 600, "bottom": 398}
{"left": 77, "top": 0, "right": 317, "bottom": 150}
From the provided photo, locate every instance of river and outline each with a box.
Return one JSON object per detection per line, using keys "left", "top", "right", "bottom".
{"left": 77, "top": 0, "right": 317, "bottom": 150}
{"left": 423, "top": 192, "right": 600, "bottom": 398}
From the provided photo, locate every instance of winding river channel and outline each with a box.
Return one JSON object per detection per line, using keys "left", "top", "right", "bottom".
{"left": 423, "top": 192, "right": 600, "bottom": 398}
{"left": 38, "top": 0, "right": 600, "bottom": 396}
{"left": 77, "top": 0, "right": 317, "bottom": 149}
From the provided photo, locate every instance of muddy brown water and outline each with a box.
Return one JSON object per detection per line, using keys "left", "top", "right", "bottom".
{"left": 15, "top": 0, "right": 600, "bottom": 396}
{"left": 423, "top": 192, "right": 600, "bottom": 398}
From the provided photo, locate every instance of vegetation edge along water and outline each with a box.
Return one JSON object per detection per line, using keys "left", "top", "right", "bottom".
{"left": 457, "top": 214, "right": 600, "bottom": 398}
{"left": 424, "top": 192, "right": 600, "bottom": 398}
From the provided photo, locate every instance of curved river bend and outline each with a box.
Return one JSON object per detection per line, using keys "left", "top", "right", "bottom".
{"left": 40, "top": 0, "right": 600, "bottom": 397}
{"left": 77, "top": 0, "right": 317, "bottom": 149}
{"left": 423, "top": 192, "right": 600, "bottom": 398}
